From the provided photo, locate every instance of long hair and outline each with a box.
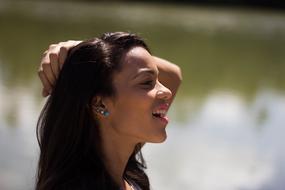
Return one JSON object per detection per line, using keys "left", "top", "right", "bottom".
{"left": 36, "top": 32, "right": 150, "bottom": 190}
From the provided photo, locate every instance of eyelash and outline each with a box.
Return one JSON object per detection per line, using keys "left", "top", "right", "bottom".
{"left": 141, "top": 80, "right": 154, "bottom": 87}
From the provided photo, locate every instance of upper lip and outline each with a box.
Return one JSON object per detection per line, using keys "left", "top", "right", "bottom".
{"left": 152, "top": 103, "right": 169, "bottom": 116}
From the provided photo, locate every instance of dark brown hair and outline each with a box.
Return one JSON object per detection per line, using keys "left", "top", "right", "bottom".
{"left": 36, "top": 32, "right": 150, "bottom": 190}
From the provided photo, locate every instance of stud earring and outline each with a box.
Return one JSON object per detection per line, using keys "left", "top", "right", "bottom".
{"left": 102, "top": 110, "right": 109, "bottom": 117}
{"left": 95, "top": 107, "right": 109, "bottom": 117}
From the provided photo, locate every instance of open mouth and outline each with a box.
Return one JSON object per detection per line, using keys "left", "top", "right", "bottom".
{"left": 152, "top": 110, "right": 166, "bottom": 118}
{"left": 152, "top": 103, "right": 170, "bottom": 124}
{"left": 152, "top": 109, "right": 169, "bottom": 124}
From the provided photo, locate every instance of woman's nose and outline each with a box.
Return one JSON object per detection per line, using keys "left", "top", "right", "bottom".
{"left": 156, "top": 82, "right": 172, "bottom": 100}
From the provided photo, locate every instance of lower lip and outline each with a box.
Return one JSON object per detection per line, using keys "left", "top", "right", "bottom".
{"left": 153, "top": 115, "right": 169, "bottom": 125}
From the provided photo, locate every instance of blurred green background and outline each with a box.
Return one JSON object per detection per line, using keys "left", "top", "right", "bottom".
{"left": 0, "top": 1, "right": 285, "bottom": 190}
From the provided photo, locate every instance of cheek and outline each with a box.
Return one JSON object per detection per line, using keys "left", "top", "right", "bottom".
{"left": 111, "top": 89, "right": 156, "bottom": 132}
{"left": 119, "top": 90, "right": 154, "bottom": 118}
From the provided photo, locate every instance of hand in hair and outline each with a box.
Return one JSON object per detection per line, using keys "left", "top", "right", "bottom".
{"left": 38, "top": 40, "right": 82, "bottom": 97}
{"left": 38, "top": 40, "right": 182, "bottom": 101}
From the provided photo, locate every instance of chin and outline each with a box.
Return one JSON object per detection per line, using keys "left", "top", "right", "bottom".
{"left": 149, "top": 132, "right": 167, "bottom": 143}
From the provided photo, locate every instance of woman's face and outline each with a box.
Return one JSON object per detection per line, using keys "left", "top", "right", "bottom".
{"left": 104, "top": 46, "right": 172, "bottom": 143}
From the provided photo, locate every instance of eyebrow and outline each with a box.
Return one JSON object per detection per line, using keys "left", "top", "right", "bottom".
{"left": 132, "top": 68, "right": 159, "bottom": 80}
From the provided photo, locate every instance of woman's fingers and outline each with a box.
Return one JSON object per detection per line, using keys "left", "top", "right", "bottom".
{"left": 40, "top": 44, "right": 58, "bottom": 85}
{"left": 59, "top": 46, "right": 68, "bottom": 69}
{"left": 42, "top": 61, "right": 56, "bottom": 86}
{"left": 38, "top": 69, "right": 53, "bottom": 97}
{"left": 49, "top": 53, "right": 60, "bottom": 78}
{"left": 39, "top": 43, "right": 60, "bottom": 96}
{"left": 58, "top": 41, "right": 82, "bottom": 69}
{"left": 38, "top": 40, "right": 82, "bottom": 97}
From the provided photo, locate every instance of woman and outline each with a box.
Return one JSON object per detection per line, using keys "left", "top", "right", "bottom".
{"left": 37, "top": 32, "right": 182, "bottom": 190}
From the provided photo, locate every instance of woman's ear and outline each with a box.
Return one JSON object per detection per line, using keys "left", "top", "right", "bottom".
{"left": 91, "top": 96, "right": 110, "bottom": 117}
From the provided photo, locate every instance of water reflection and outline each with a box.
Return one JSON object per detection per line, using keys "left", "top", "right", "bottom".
{"left": 0, "top": 1, "right": 285, "bottom": 190}
{"left": 0, "top": 87, "right": 39, "bottom": 190}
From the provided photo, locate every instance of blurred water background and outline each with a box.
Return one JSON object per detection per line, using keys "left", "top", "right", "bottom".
{"left": 0, "top": 1, "right": 285, "bottom": 190}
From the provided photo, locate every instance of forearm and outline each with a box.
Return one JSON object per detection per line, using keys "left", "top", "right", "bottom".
{"left": 154, "top": 56, "right": 182, "bottom": 105}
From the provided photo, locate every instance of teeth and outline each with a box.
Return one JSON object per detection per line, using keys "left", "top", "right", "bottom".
{"left": 152, "top": 109, "right": 166, "bottom": 116}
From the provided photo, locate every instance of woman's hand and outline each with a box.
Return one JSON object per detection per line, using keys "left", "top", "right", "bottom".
{"left": 37, "top": 40, "right": 182, "bottom": 100}
{"left": 38, "top": 40, "right": 82, "bottom": 97}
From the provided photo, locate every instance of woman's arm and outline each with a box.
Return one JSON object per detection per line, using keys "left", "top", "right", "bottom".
{"left": 154, "top": 56, "right": 182, "bottom": 106}
{"left": 38, "top": 42, "right": 182, "bottom": 101}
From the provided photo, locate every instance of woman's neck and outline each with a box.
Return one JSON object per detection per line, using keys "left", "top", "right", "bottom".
{"left": 100, "top": 126, "right": 137, "bottom": 187}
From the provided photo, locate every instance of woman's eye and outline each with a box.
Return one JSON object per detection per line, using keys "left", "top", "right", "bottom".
{"left": 141, "top": 80, "right": 154, "bottom": 87}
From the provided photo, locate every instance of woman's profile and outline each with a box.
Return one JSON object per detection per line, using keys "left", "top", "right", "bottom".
{"left": 36, "top": 32, "right": 182, "bottom": 190}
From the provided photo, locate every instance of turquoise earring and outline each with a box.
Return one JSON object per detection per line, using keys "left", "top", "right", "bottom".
{"left": 96, "top": 107, "right": 109, "bottom": 117}
{"left": 102, "top": 110, "right": 109, "bottom": 117}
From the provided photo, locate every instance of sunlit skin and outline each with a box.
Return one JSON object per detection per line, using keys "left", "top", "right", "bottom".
{"left": 95, "top": 47, "right": 173, "bottom": 188}
{"left": 39, "top": 40, "right": 182, "bottom": 189}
